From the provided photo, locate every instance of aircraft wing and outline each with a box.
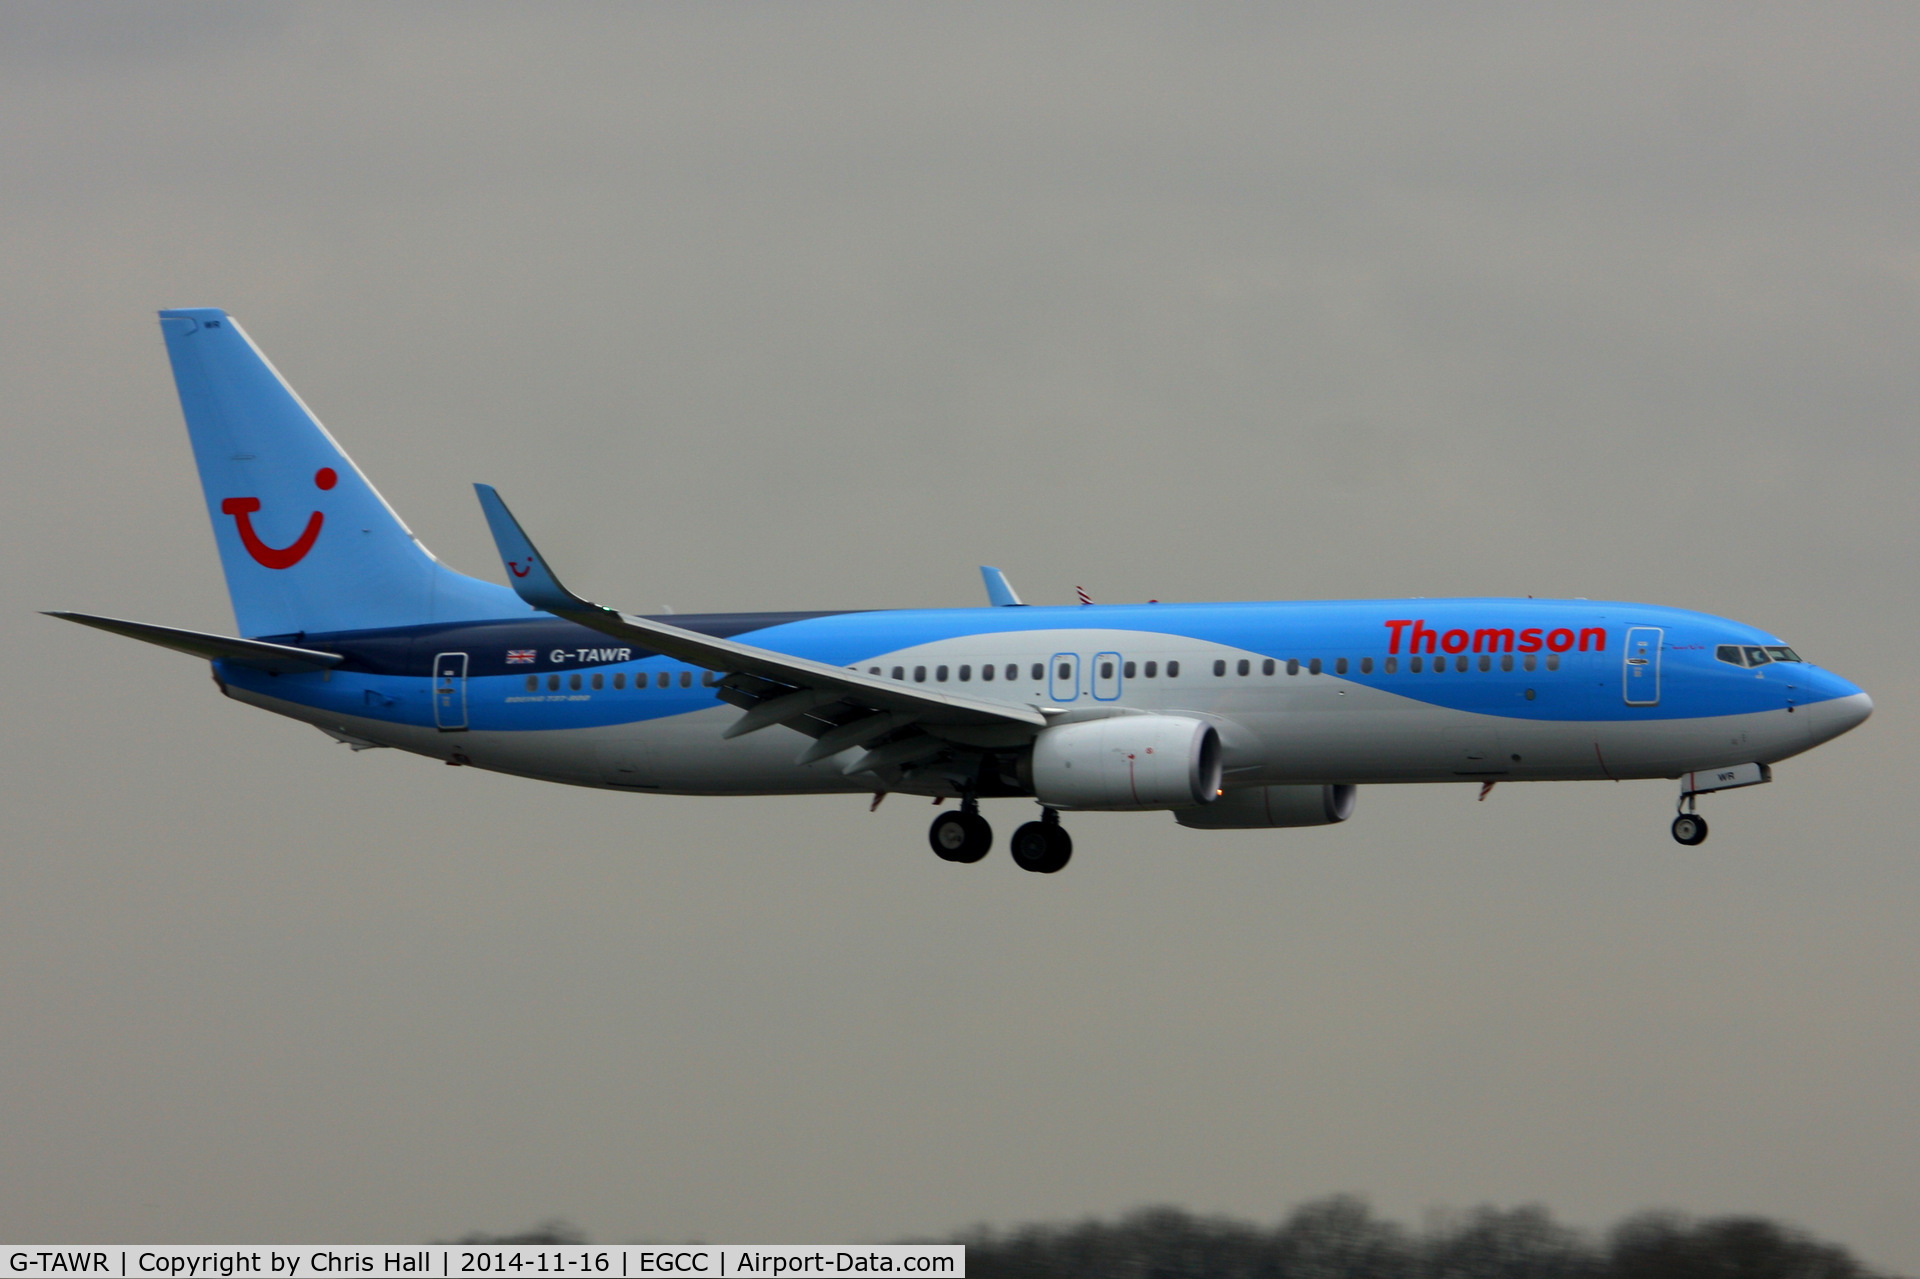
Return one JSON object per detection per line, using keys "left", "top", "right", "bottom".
{"left": 474, "top": 486, "right": 1047, "bottom": 768}
{"left": 46, "top": 611, "right": 345, "bottom": 674}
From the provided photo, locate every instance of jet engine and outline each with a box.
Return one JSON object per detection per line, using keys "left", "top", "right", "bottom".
{"left": 1175, "top": 783, "right": 1357, "bottom": 829}
{"left": 1026, "top": 715, "right": 1222, "bottom": 810}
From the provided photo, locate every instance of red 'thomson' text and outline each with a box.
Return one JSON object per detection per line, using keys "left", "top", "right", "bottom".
{"left": 1383, "top": 619, "right": 1605, "bottom": 655}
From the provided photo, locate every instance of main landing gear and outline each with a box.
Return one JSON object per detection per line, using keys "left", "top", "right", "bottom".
{"left": 1010, "top": 808, "right": 1073, "bottom": 874}
{"left": 929, "top": 800, "right": 992, "bottom": 863}
{"left": 927, "top": 801, "right": 1073, "bottom": 872}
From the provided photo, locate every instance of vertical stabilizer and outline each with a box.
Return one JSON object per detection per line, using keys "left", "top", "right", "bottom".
{"left": 158, "top": 308, "right": 525, "bottom": 637}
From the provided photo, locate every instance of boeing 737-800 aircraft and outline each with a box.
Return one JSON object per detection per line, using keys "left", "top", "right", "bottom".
{"left": 50, "top": 309, "right": 1873, "bottom": 872}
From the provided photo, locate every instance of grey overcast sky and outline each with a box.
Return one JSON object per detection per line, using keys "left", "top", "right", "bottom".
{"left": 3, "top": 1, "right": 1917, "bottom": 1267}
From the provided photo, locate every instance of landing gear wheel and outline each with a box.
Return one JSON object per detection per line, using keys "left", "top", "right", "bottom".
{"left": 1671, "top": 813, "right": 1709, "bottom": 846}
{"left": 1009, "top": 819, "right": 1073, "bottom": 873}
{"left": 929, "top": 810, "right": 992, "bottom": 863}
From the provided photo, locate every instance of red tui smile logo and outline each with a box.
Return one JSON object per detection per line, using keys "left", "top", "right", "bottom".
{"left": 222, "top": 467, "right": 336, "bottom": 569}
{"left": 508, "top": 558, "right": 532, "bottom": 578}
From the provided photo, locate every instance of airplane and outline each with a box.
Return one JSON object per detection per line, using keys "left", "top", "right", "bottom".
{"left": 48, "top": 308, "right": 1873, "bottom": 873}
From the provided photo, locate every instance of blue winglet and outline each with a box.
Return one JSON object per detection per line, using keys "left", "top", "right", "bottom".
{"left": 474, "top": 484, "right": 585, "bottom": 616}
{"left": 980, "top": 566, "right": 1024, "bottom": 607}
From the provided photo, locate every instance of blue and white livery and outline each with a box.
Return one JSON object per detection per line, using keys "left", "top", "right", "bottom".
{"left": 50, "top": 309, "right": 1873, "bottom": 871}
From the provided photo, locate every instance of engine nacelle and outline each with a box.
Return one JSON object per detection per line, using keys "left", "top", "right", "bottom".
{"left": 1027, "top": 715, "right": 1222, "bottom": 811}
{"left": 1175, "top": 784, "right": 1357, "bottom": 829}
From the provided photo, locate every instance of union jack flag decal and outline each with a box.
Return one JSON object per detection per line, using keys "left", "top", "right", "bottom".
{"left": 505, "top": 649, "right": 537, "bottom": 664}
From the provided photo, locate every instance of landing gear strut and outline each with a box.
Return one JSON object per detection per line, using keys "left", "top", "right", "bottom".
{"left": 929, "top": 798, "right": 992, "bottom": 863}
{"left": 1010, "top": 807, "right": 1073, "bottom": 874}
{"left": 1672, "top": 789, "right": 1709, "bottom": 846}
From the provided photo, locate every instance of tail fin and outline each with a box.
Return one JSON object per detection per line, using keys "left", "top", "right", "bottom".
{"left": 158, "top": 308, "right": 525, "bottom": 637}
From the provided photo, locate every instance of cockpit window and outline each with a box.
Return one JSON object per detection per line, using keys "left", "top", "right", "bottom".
{"left": 1718, "top": 643, "right": 1804, "bottom": 667}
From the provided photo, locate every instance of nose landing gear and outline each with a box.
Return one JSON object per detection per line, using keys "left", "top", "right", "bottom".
{"left": 1671, "top": 812, "right": 1709, "bottom": 846}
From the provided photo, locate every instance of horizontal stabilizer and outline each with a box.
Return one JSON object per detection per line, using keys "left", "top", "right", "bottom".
{"left": 45, "top": 611, "right": 344, "bottom": 674}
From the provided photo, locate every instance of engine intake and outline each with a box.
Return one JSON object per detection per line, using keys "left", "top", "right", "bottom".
{"left": 1028, "top": 715, "right": 1222, "bottom": 810}
{"left": 1175, "top": 784, "right": 1357, "bottom": 829}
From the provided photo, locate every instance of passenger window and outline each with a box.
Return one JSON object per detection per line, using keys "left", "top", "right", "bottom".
{"left": 703, "top": 671, "right": 717, "bottom": 686}
{"left": 1236, "top": 659, "right": 1249, "bottom": 676}
{"left": 1360, "top": 657, "right": 1372, "bottom": 674}
{"left": 679, "top": 670, "right": 692, "bottom": 687}
{"left": 1144, "top": 661, "right": 1158, "bottom": 677}
{"left": 1030, "top": 663, "right": 1043, "bottom": 681}
{"left": 982, "top": 664, "right": 995, "bottom": 681}
{"left": 1411, "top": 656, "right": 1424, "bottom": 673}
{"left": 526, "top": 675, "right": 538, "bottom": 692}
{"left": 1262, "top": 658, "right": 1275, "bottom": 676}
{"left": 1477, "top": 655, "right": 1490, "bottom": 672}
{"left": 935, "top": 665, "right": 949, "bottom": 682}
{"left": 1744, "top": 646, "right": 1773, "bottom": 665}
{"left": 1167, "top": 660, "right": 1180, "bottom": 677}
{"left": 1500, "top": 655, "right": 1512, "bottom": 672}
{"left": 1454, "top": 656, "right": 1467, "bottom": 672}
{"left": 570, "top": 673, "right": 583, "bottom": 691}
{"left": 548, "top": 674, "right": 561, "bottom": 691}
{"left": 1524, "top": 654, "right": 1537, "bottom": 672}
{"left": 614, "top": 672, "right": 625, "bottom": 689}
{"left": 1213, "top": 659, "right": 1227, "bottom": 677}
{"left": 1287, "top": 658, "right": 1299, "bottom": 675}
{"left": 1384, "top": 657, "right": 1397, "bottom": 673}
{"left": 592, "top": 672, "right": 604, "bottom": 690}
{"left": 1057, "top": 662, "right": 1071, "bottom": 680}
{"left": 1766, "top": 646, "right": 1800, "bottom": 662}
{"left": 915, "top": 666, "right": 928, "bottom": 683}
{"left": 959, "top": 665, "right": 971, "bottom": 681}
{"left": 658, "top": 671, "right": 670, "bottom": 688}
{"left": 1716, "top": 645, "right": 1746, "bottom": 666}
{"left": 1101, "top": 661, "right": 1115, "bottom": 679}
{"left": 1310, "top": 658, "right": 1323, "bottom": 675}
{"left": 1545, "top": 654, "right": 1560, "bottom": 672}
{"left": 892, "top": 666, "right": 904, "bottom": 680}
{"left": 868, "top": 666, "right": 881, "bottom": 675}
{"left": 1123, "top": 661, "right": 1136, "bottom": 678}
{"left": 1336, "top": 657, "right": 1348, "bottom": 675}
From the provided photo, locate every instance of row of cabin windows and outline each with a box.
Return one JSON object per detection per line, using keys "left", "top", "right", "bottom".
{"left": 1211, "top": 653, "right": 1559, "bottom": 675}
{"left": 525, "top": 669, "right": 712, "bottom": 692}
{"left": 1716, "top": 644, "right": 1801, "bottom": 668}
{"left": 853, "top": 653, "right": 1563, "bottom": 685}
{"left": 864, "top": 661, "right": 1188, "bottom": 682}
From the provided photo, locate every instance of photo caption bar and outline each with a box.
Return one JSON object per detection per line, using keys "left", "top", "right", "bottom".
{"left": 4, "top": 1248, "right": 962, "bottom": 1279}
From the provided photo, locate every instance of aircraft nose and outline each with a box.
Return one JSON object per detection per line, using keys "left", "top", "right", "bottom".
{"left": 1805, "top": 672, "right": 1872, "bottom": 744}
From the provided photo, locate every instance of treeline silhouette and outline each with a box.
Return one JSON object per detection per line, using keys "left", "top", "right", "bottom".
{"left": 447, "top": 1198, "right": 1906, "bottom": 1277}
{"left": 954, "top": 1198, "right": 1902, "bottom": 1279}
